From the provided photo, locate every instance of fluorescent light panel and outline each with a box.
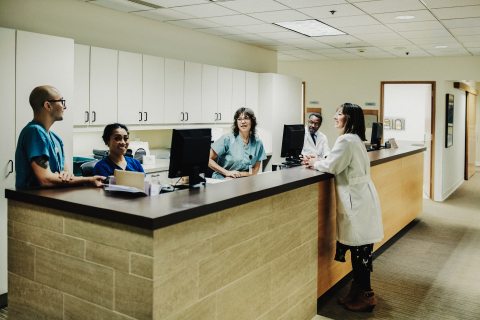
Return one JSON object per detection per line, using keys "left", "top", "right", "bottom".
{"left": 274, "top": 19, "right": 345, "bottom": 37}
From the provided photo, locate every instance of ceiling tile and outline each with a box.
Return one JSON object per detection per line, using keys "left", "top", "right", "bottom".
{"left": 379, "top": 45, "right": 429, "bottom": 57}
{"left": 456, "top": 34, "right": 480, "bottom": 42}
{"left": 315, "top": 35, "right": 370, "bottom": 47}
{"left": 299, "top": 3, "right": 366, "bottom": 19}
{"left": 353, "top": 0, "right": 425, "bottom": 14}
{"left": 90, "top": 0, "right": 154, "bottom": 12}
{"left": 197, "top": 26, "right": 245, "bottom": 36}
{"left": 172, "top": 3, "right": 238, "bottom": 18}
{"left": 343, "top": 47, "right": 395, "bottom": 58}
{"left": 386, "top": 20, "right": 445, "bottom": 32}
{"left": 450, "top": 26, "right": 480, "bottom": 36}
{"left": 235, "top": 23, "right": 286, "bottom": 33}
{"left": 167, "top": 18, "right": 220, "bottom": 29}
{"left": 258, "top": 31, "right": 306, "bottom": 40}
{"left": 206, "top": 14, "right": 263, "bottom": 26}
{"left": 133, "top": 8, "right": 194, "bottom": 21}
{"left": 276, "top": 0, "right": 347, "bottom": 9}
{"left": 278, "top": 53, "right": 304, "bottom": 61}
{"left": 355, "top": 32, "right": 405, "bottom": 41}
{"left": 249, "top": 10, "right": 311, "bottom": 23}
{"left": 424, "top": 47, "right": 470, "bottom": 56}
{"left": 278, "top": 38, "right": 334, "bottom": 49}
{"left": 341, "top": 24, "right": 391, "bottom": 34}
{"left": 321, "top": 15, "right": 380, "bottom": 28}
{"left": 442, "top": 17, "right": 480, "bottom": 28}
{"left": 398, "top": 28, "right": 452, "bottom": 39}
{"left": 422, "top": 0, "right": 480, "bottom": 9}
{"left": 373, "top": 10, "right": 437, "bottom": 24}
{"left": 432, "top": 5, "right": 480, "bottom": 19}
{"left": 365, "top": 38, "right": 412, "bottom": 46}
{"left": 142, "top": 0, "right": 208, "bottom": 8}
{"left": 218, "top": 0, "right": 289, "bottom": 14}
{"left": 466, "top": 47, "right": 480, "bottom": 55}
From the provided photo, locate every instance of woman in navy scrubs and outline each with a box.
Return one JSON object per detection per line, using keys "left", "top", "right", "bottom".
{"left": 93, "top": 123, "right": 144, "bottom": 177}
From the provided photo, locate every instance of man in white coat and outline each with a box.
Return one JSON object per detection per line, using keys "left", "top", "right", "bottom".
{"left": 302, "top": 112, "right": 330, "bottom": 158}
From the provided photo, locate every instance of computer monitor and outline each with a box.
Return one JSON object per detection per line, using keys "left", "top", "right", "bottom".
{"left": 168, "top": 128, "right": 212, "bottom": 188}
{"left": 280, "top": 124, "right": 305, "bottom": 164}
{"left": 371, "top": 122, "right": 383, "bottom": 150}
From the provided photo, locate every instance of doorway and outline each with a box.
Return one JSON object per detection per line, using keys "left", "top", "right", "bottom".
{"left": 381, "top": 81, "right": 436, "bottom": 199}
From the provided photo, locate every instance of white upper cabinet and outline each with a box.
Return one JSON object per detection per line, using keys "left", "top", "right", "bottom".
{"left": 184, "top": 61, "right": 202, "bottom": 123}
{"left": 16, "top": 30, "right": 74, "bottom": 164}
{"left": 74, "top": 44, "right": 90, "bottom": 125}
{"left": 142, "top": 54, "right": 164, "bottom": 124}
{"left": 201, "top": 64, "right": 218, "bottom": 123}
{"left": 246, "top": 71, "right": 259, "bottom": 116}
{"left": 164, "top": 58, "right": 184, "bottom": 123}
{"left": 217, "top": 67, "right": 233, "bottom": 124}
{"left": 89, "top": 46, "right": 118, "bottom": 126}
{"left": 117, "top": 51, "right": 142, "bottom": 125}
{"left": 0, "top": 27, "right": 15, "bottom": 298}
{"left": 232, "top": 69, "right": 246, "bottom": 117}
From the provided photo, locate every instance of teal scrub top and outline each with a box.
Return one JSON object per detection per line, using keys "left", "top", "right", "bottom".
{"left": 15, "top": 121, "right": 65, "bottom": 188}
{"left": 211, "top": 133, "right": 266, "bottom": 180}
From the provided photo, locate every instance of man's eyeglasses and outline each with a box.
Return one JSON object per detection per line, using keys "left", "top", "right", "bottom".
{"left": 48, "top": 99, "right": 66, "bottom": 107}
{"left": 308, "top": 120, "right": 320, "bottom": 127}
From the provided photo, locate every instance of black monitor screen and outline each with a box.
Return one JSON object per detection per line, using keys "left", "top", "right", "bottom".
{"left": 371, "top": 122, "right": 383, "bottom": 149}
{"left": 168, "top": 128, "right": 212, "bottom": 188}
{"left": 280, "top": 124, "right": 305, "bottom": 161}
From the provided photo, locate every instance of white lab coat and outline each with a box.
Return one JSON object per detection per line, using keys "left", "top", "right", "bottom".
{"left": 302, "top": 128, "right": 330, "bottom": 158}
{"left": 313, "top": 133, "right": 384, "bottom": 246}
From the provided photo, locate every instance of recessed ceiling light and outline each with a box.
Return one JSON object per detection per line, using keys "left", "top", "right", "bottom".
{"left": 274, "top": 19, "right": 345, "bottom": 37}
{"left": 435, "top": 45, "right": 448, "bottom": 49}
{"left": 395, "top": 15, "right": 415, "bottom": 20}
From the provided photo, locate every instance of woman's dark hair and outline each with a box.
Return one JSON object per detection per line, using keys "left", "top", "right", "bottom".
{"left": 232, "top": 107, "right": 257, "bottom": 139}
{"left": 340, "top": 103, "right": 366, "bottom": 141}
{"left": 102, "top": 123, "right": 129, "bottom": 145}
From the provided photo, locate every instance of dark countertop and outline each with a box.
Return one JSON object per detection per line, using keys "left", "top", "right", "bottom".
{"left": 6, "top": 144, "right": 425, "bottom": 230}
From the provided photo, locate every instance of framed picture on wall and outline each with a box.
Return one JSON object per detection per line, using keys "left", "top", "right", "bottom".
{"left": 445, "top": 94, "right": 454, "bottom": 148}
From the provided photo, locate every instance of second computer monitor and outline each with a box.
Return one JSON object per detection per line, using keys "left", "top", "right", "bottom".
{"left": 168, "top": 128, "right": 212, "bottom": 188}
{"left": 371, "top": 122, "right": 383, "bottom": 150}
{"left": 281, "top": 124, "right": 305, "bottom": 163}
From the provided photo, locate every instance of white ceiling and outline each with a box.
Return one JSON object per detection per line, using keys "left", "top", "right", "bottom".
{"left": 85, "top": 0, "right": 480, "bottom": 60}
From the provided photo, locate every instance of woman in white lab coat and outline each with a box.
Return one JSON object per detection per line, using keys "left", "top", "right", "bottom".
{"left": 305, "top": 103, "right": 383, "bottom": 312}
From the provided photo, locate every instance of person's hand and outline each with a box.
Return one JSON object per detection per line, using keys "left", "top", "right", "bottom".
{"left": 307, "top": 157, "right": 317, "bottom": 169}
{"left": 90, "top": 175, "right": 106, "bottom": 187}
{"left": 301, "top": 154, "right": 316, "bottom": 165}
{"left": 225, "top": 170, "right": 242, "bottom": 178}
{"left": 59, "top": 171, "right": 74, "bottom": 182}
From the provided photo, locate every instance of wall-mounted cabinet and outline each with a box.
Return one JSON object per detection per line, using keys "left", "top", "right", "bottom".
{"left": 117, "top": 51, "right": 142, "bottom": 125}
{"left": 217, "top": 67, "right": 233, "bottom": 123}
{"left": 246, "top": 71, "right": 259, "bottom": 115}
{"left": 201, "top": 64, "right": 218, "bottom": 123}
{"left": 74, "top": 45, "right": 117, "bottom": 126}
{"left": 164, "top": 58, "right": 184, "bottom": 123}
{"left": 142, "top": 54, "right": 165, "bottom": 124}
{"left": 232, "top": 69, "right": 246, "bottom": 116}
{"left": 183, "top": 61, "right": 202, "bottom": 123}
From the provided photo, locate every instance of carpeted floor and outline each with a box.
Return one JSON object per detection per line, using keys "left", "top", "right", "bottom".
{"left": 317, "top": 172, "right": 480, "bottom": 319}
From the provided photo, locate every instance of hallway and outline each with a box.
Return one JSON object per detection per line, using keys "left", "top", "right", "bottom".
{"left": 317, "top": 172, "right": 480, "bottom": 319}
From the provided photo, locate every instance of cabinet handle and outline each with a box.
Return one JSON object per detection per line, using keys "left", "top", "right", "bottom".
{"left": 214, "top": 112, "right": 218, "bottom": 121}
{"left": 85, "top": 111, "right": 89, "bottom": 123}
{"left": 92, "top": 111, "right": 96, "bottom": 123}
{"left": 7, "top": 159, "right": 13, "bottom": 177}
{"left": 181, "top": 112, "right": 184, "bottom": 121}
{"left": 139, "top": 112, "right": 143, "bottom": 122}
{"left": 144, "top": 112, "right": 147, "bottom": 122}
{"left": 185, "top": 112, "right": 189, "bottom": 122}
{"left": 219, "top": 112, "right": 222, "bottom": 120}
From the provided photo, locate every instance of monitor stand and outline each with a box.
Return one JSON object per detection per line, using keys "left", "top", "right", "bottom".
{"left": 281, "top": 156, "right": 302, "bottom": 167}
{"left": 174, "top": 167, "right": 206, "bottom": 190}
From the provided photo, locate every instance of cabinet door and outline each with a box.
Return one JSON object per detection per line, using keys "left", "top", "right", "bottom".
{"left": 218, "top": 67, "right": 233, "bottom": 123}
{"left": 164, "top": 58, "right": 184, "bottom": 123}
{"left": 118, "top": 51, "right": 142, "bottom": 125}
{"left": 74, "top": 44, "right": 90, "bottom": 125}
{"left": 0, "top": 27, "right": 15, "bottom": 298}
{"left": 201, "top": 64, "right": 218, "bottom": 123}
{"left": 232, "top": 69, "right": 246, "bottom": 116}
{"left": 16, "top": 30, "right": 74, "bottom": 166}
{"left": 143, "top": 54, "right": 164, "bottom": 124}
{"left": 90, "top": 47, "right": 118, "bottom": 126}
{"left": 246, "top": 71, "right": 259, "bottom": 116}
{"left": 184, "top": 61, "right": 202, "bottom": 123}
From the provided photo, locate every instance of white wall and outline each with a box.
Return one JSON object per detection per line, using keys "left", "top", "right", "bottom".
{"left": 278, "top": 57, "right": 480, "bottom": 201}
{"left": 0, "top": 0, "right": 276, "bottom": 73}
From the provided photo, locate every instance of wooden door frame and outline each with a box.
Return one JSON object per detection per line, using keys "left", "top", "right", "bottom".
{"left": 380, "top": 81, "right": 436, "bottom": 199}
{"left": 454, "top": 82, "right": 478, "bottom": 180}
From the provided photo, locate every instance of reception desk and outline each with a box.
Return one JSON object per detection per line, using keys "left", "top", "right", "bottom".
{"left": 5, "top": 144, "right": 425, "bottom": 319}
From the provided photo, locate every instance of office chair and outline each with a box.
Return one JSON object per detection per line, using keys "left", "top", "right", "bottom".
{"left": 80, "top": 160, "right": 99, "bottom": 177}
